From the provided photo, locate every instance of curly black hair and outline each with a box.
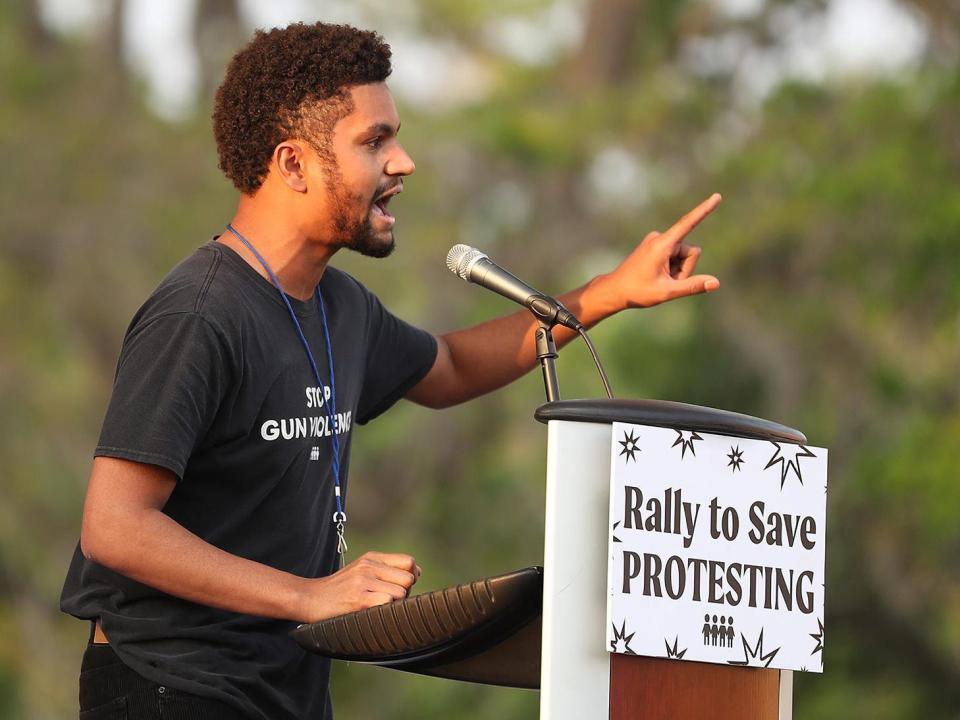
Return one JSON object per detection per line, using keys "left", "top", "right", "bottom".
{"left": 212, "top": 23, "right": 392, "bottom": 194}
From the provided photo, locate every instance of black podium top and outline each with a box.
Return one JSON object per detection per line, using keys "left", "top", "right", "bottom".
{"left": 535, "top": 399, "right": 806, "bottom": 444}
{"left": 292, "top": 567, "right": 543, "bottom": 688}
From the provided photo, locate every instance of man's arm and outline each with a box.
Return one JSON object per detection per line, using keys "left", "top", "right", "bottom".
{"left": 81, "top": 456, "right": 419, "bottom": 624}
{"left": 407, "top": 193, "right": 722, "bottom": 409}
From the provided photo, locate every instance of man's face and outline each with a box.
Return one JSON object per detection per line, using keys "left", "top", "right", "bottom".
{"left": 310, "top": 83, "right": 414, "bottom": 258}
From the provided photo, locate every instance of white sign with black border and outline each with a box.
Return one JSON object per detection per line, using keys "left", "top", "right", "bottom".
{"left": 607, "top": 422, "right": 827, "bottom": 673}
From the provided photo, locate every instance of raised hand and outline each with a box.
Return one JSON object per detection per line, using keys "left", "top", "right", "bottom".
{"left": 607, "top": 193, "right": 722, "bottom": 309}
{"left": 298, "top": 551, "right": 421, "bottom": 623}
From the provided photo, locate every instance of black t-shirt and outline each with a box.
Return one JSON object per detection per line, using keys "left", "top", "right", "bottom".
{"left": 60, "top": 241, "right": 438, "bottom": 720}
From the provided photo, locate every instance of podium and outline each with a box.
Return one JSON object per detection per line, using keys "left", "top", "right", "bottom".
{"left": 295, "top": 398, "right": 806, "bottom": 719}
{"left": 537, "top": 399, "right": 802, "bottom": 720}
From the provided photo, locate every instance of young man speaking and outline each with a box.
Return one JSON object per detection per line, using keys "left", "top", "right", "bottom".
{"left": 61, "top": 22, "right": 721, "bottom": 720}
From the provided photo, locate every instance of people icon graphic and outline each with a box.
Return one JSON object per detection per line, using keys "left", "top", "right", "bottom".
{"left": 702, "top": 613, "right": 737, "bottom": 648}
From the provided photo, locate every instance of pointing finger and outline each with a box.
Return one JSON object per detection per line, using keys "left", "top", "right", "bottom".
{"left": 659, "top": 193, "right": 721, "bottom": 245}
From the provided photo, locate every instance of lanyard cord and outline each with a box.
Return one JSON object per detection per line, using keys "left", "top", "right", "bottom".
{"left": 225, "top": 224, "right": 348, "bottom": 559}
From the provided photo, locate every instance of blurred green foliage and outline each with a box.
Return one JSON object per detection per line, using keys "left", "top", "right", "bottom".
{"left": 1, "top": 0, "right": 958, "bottom": 717}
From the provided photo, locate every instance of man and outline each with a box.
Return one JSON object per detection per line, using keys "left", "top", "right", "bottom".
{"left": 61, "top": 22, "right": 721, "bottom": 720}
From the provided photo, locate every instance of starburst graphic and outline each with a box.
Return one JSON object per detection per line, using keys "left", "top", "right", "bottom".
{"left": 727, "top": 445, "right": 745, "bottom": 473}
{"left": 672, "top": 430, "right": 703, "bottom": 459}
{"left": 809, "top": 618, "right": 824, "bottom": 657}
{"left": 610, "top": 620, "right": 637, "bottom": 655}
{"left": 764, "top": 442, "right": 816, "bottom": 489}
{"left": 664, "top": 635, "right": 687, "bottom": 660}
{"left": 619, "top": 429, "right": 641, "bottom": 463}
{"left": 727, "top": 628, "right": 780, "bottom": 668}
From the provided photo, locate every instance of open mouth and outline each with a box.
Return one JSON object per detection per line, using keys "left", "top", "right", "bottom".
{"left": 372, "top": 195, "right": 395, "bottom": 221}
{"left": 371, "top": 184, "right": 401, "bottom": 225}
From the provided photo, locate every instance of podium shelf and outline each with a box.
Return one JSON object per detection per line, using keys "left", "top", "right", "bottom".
{"left": 535, "top": 399, "right": 805, "bottom": 443}
{"left": 291, "top": 566, "right": 543, "bottom": 689}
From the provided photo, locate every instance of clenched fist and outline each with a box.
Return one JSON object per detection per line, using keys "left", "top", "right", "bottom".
{"left": 295, "top": 551, "right": 421, "bottom": 624}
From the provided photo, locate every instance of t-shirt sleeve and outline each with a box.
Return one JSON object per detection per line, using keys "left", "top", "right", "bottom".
{"left": 95, "top": 312, "right": 228, "bottom": 478}
{"left": 355, "top": 288, "right": 438, "bottom": 425}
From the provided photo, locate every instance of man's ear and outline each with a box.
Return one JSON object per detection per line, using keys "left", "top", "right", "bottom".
{"left": 273, "top": 141, "right": 309, "bottom": 193}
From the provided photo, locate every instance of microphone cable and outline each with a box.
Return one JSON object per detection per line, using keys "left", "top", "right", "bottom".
{"left": 576, "top": 325, "right": 614, "bottom": 399}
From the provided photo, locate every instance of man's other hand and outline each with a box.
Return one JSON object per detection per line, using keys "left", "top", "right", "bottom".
{"left": 605, "top": 192, "right": 722, "bottom": 309}
{"left": 298, "top": 551, "right": 420, "bottom": 623}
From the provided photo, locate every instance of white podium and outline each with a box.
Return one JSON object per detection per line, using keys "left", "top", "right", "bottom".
{"left": 537, "top": 399, "right": 802, "bottom": 720}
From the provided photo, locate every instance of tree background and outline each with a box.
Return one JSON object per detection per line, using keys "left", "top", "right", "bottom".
{"left": 1, "top": 0, "right": 958, "bottom": 717}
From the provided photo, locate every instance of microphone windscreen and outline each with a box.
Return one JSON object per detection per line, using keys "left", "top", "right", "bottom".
{"left": 445, "top": 244, "right": 487, "bottom": 280}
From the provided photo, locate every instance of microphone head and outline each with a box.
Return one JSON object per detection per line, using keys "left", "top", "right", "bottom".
{"left": 446, "top": 244, "right": 488, "bottom": 281}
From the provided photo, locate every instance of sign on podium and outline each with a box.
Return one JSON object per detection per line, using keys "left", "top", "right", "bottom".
{"left": 607, "top": 422, "right": 827, "bottom": 673}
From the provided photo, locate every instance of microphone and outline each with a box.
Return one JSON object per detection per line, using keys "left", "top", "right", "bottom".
{"left": 446, "top": 244, "right": 582, "bottom": 330}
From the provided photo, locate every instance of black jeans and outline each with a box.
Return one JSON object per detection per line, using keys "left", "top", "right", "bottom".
{"left": 79, "top": 638, "right": 245, "bottom": 719}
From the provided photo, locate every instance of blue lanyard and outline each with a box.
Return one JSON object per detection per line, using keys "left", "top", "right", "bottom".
{"left": 225, "top": 224, "right": 348, "bottom": 560}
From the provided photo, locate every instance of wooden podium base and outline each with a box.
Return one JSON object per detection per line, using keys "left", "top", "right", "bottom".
{"left": 610, "top": 655, "right": 780, "bottom": 720}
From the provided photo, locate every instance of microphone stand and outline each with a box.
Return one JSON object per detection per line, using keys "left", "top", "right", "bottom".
{"left": 534, "top": 319, "right": 560, "bottom": 402}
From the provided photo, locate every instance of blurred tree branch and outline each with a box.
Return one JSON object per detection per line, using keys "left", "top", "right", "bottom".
{"left": 194, "top": 0, "right": 243, "bottom": 102}
{"left": 16, "top": 0, "right": 52, "bottom": 53}
{"left": 571, "top": 0, "right": 647, "bottom": 89}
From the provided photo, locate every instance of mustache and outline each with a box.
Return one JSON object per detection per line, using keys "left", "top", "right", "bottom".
{"left": 373, "top": 179, "right": 403, "bottom": 202}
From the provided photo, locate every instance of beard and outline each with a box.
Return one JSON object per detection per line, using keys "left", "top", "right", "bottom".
{"left": 345, "top": 217, "right": 395, "bottom": 259}
{"left": 329, "top": 183, "right": 396, "bottom": 259}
